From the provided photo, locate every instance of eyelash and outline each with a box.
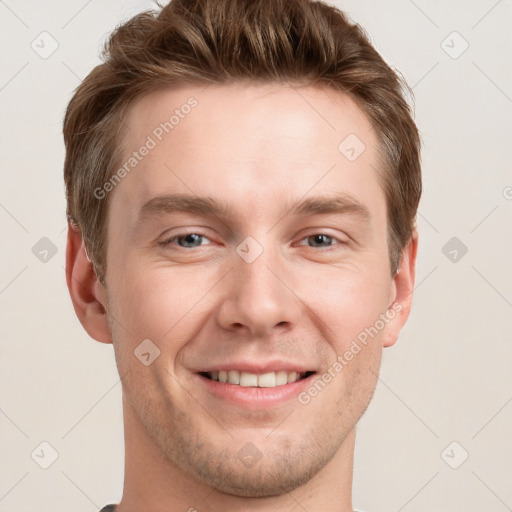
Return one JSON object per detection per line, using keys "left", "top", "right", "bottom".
{"left": 159, "top": 231, "right": 347, "bottom": 250}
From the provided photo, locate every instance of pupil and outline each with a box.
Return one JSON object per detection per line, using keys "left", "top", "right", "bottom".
{"left": 181, "top": 234, "right": 201, "bottom": 247}
{"left": 313, "top": 234, "right": 330, "bottom": 246}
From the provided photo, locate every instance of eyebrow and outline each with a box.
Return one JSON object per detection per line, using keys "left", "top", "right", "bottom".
{"left": 138, "top": 192, "right": 370, "bottom": 223}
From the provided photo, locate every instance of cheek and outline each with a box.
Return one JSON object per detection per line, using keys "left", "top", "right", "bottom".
{"left": 107, "top": 264, "right": 217, "bottom": 344}
{"left": 106, "top": 267, "right": 201, "bottom": 400}
{"left": 303, "top": 265, "right": 391, "bottom": 347}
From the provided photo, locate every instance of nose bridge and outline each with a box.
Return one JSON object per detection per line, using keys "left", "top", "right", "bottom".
{"left": 236, "top": 236, "right": 286, "bottom": 307}
{"left": 238, "top": 240, "right": 281, "bottom": 297}
{"left": 217, "top": 235, "right": 301, "bottom": 335}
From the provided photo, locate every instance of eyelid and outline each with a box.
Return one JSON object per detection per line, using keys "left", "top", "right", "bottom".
{"left": 295, "top": 227, "right": 348, "bottom": 241}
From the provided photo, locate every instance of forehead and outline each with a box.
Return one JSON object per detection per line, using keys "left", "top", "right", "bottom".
{"left": 112, "top": 82, "right": 385, "bottom": 228}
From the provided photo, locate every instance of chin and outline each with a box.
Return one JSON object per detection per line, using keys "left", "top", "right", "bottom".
{"left": 152, "top": 419, "right": 343, "bottom": 498}
{"left": 189, "top": 449, "right": 329, "bottom": 498}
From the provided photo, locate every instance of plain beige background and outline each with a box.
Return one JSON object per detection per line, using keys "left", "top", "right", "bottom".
{"left": 1, "top": 1, "right": 511, "bottom": 511}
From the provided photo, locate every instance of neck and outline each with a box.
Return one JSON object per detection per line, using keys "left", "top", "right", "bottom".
{"left": 116, "top": 394, "right": 355, "bottom": 512}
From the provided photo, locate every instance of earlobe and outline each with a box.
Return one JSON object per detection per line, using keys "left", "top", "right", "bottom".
{"left": 65, "top": 224, "right": 113, "bottom": 344}
{"left": 382, "top": 231, "right": 418, "bottom": 348}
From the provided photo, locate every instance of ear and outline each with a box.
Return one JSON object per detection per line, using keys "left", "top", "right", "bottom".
{"left": 382, "top": 230, "right": 418, "bottom": 348}
{"left": 65, "top": 223, "right": 113, "bottom": 344}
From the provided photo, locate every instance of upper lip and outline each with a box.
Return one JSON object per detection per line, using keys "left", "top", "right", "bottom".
{"left": 195, "top": 360, "right": 315, "bottom": 374}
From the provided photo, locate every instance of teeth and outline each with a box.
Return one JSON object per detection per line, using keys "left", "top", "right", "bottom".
{"left": 258, "top": 372, "right": 276, "bottom": 387}
{"left": 240, "top": 372, "right": 258, "bottom": 387}
{"left": 275, "top": 371, "right": 288, "bottom": 385}
{"left": 207, "top": 370, "right": 307, "bottom": 387}
{"left": 227, "top": 370, "right": 240, "bottom": 385}
{"left": 288, "top": 371, "right": 297, "bottom": 383}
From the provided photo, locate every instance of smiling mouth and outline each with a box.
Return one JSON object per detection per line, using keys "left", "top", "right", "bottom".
{"left": 199, "top": 370, "right": 315, "bottom": 388}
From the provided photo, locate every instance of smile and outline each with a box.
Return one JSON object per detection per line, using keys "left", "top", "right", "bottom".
{"left": 201, "top": 370, "right": 315, "bottom": 388}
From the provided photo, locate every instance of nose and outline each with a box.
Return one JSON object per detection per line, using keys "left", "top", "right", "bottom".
{"left": 215, "top": 241, "right": 303, "bottom": 338}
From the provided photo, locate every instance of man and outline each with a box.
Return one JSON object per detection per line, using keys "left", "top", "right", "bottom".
{"left": 64, "top": 0, "right": 421, "bottom": 510}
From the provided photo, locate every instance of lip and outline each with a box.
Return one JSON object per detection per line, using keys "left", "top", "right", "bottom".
{"left": 195, "top": 359, "right": 314, "bottom": 374}
{"left": 195, "top": 371, "right": 316, "bottom": 409}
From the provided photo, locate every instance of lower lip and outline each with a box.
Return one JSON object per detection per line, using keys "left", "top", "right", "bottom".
{"left": 196, "top": 373, "right": 316, "bottom": 408}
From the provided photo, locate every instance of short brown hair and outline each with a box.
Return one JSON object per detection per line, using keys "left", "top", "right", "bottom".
{"left": 64, "top": 0, "right": 421, "bottom": 283}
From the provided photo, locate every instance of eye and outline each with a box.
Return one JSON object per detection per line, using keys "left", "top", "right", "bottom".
{"left": 159, "top": 231, "right": 345, "bottom": 250}
{"left": 297, "top": 233, "right": 345, "bottom": 249}
{"left": 160, "top": 232, "right": 212, "bottom": 248}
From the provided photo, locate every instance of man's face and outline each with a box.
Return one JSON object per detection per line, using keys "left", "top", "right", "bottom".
{"left": 103, "top": 83, "right": 402, "bottom": 496}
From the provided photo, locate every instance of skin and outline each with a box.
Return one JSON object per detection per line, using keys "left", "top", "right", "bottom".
{"left": 67, "top": 82, "right": 418, "bottom": 512}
